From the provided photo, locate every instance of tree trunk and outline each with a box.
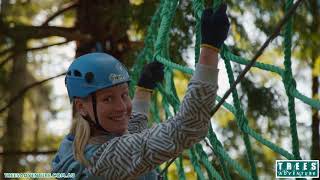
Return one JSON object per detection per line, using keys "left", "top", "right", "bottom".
{"left": 75, "top": 0, "right": 132, "bottom": 63}
{"left": 311, "top": 72, "right": 320, "bottom": 160}
{"left": 0, "top": 0, "right": 9, "bottom": 16}
{"left": 2, "top": 41, "right": 27, "bottom": 174}
{"left": 30, "top": 113, "right": 40, "bottom": 172}
{"left": 309, "top": 0, "right": 320, "bottom": 161}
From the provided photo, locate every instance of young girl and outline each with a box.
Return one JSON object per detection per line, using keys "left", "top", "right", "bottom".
{"left": 52, "top": 4, "right": 229, "bottom": 180}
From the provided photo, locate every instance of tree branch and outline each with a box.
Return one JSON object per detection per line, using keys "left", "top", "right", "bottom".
{"left": 27, "top": 40, "right": 72, "bottom": 51}
{"left": 0, "top": 47, "right": 13, "bottom": 57}
{"left": 0, "top": 40, "right": 72, "bottom": 69}
{"left": 41, "top": 1, "right": 78, "bottom": 26}
{"left": 0, "top": 54, "right": 14, "bottom": 68}
{"left": 8, "top": 26, "right": 90, "bottom": 40}
{"left": 0, "top": 72, "right": 66, "bottom": 114}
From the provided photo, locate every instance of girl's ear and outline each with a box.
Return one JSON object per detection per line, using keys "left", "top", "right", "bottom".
{"left": 74, "top": 98, "right": 88, "bottom": 117}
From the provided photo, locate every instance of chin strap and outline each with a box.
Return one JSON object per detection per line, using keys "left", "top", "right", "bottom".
{"left": 81, "top": 93, "right": 111, "bottom": 134}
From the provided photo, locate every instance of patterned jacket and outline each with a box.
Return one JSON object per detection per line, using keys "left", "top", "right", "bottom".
{"left": 87, "top": 63, "right": 219, "bottom": 179}
{"left": 52, "top": 64, "right": 218, "bottom": 179}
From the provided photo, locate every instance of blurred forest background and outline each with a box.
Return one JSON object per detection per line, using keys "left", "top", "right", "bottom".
{"left": 0, "top": 0, "right": 319, "bottom": 179}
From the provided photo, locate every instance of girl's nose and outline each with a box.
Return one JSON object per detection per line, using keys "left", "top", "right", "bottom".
{"left": 114, "top": 98, "right": 126, "bottom": 112}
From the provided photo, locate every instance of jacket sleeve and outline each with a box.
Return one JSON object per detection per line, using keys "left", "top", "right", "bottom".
{"left": 127, "top": 112, "right": 148, "bottom": 134}
{"left": 88, "top": 63, "right": 219, "bottom": 179}
{"left": 127, "top": 94, "right": 151, "bottom": 134}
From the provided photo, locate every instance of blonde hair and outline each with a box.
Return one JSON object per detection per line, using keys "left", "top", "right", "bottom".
{"left": 70, "top": 103, "right": 91, "bottom": 167}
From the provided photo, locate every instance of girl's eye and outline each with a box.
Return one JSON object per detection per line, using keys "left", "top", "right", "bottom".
{"left": 103, "top": 97, "right": 112, "bottom": 102}
{"left": 121, "top": 92, "right": 129, "bottom": 99}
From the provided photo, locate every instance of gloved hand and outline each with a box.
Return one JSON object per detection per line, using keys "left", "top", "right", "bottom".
{"left": 201, "top": 4, "right": 230, "bottom": 51}
{"left": 137, "top": 61, "right": 164, "bottom": 90}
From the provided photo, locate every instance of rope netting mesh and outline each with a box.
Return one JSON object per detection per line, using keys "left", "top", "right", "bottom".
{"left": 128, "top": 0, "right": 320, "bottom": 179}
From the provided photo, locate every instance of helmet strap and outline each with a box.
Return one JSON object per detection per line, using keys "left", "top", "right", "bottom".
{"left": 82, "top": 115, "right": 106, "bottom": 133}
{"left": 91, "top": 93, "right": 110, "bottom": 133}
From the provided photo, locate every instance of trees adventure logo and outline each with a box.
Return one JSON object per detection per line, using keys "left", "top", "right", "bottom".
{"left": 276, "top": 160, "right": 319, "bottom": 178}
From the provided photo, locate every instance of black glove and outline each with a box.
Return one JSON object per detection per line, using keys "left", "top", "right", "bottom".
{"left": 201, "top": 4, "right": 230, "bottom": 49}
{"left": 137, "top": 61, "right": 164, "bottom": 90}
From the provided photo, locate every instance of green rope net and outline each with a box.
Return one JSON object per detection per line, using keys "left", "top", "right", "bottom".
{"left": 128, "top": 0, "right": 319, "bottom": 179}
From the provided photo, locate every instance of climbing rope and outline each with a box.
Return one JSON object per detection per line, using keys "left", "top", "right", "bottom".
{"left": 130, "top": 0, "right": 316, "bottom": 179}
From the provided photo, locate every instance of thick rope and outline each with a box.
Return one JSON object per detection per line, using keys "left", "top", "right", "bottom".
{"left": 174, "top": 156, "right": 186, "bottom": 180}
{"left": 189, "top": 148, "right": 206, "bottom": 180}
{"left": 195, "top": 143, "right": 223, "bottom": 180}
{"left": 128, "top": 0, "right": 314, "bottom": 179}
{"left": 223, "top": 55, "right": 258, "bottom": 179}
{"left": 283, "top": 0, "right": 302, "bottom": 161}
{"left": 192, "top": 0, "right": 204, "bottom": 64}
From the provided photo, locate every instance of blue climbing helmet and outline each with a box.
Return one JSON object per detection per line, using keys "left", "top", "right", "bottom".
{"left": 65, "top": 52, "right": 130, "bottom": 102}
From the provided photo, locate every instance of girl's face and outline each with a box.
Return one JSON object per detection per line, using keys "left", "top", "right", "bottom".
{"left": 77, "top": 83, "right": 132, "bottom": 135}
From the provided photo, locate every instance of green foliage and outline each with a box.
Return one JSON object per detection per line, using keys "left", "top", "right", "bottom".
{"left": 240, "top": 77, "right": 286, "bottom": 120}
{"left": 0, "top": 0, "right": 199, "bottom": 174}
{"left": 1, "top": 0, "right": 318, "bottom": 177}
{"left": 0, "top": 0, "right": 72, "bottom": 174}
{"left": 212, "top": 0, "right": 319, "bottom": 177}
{"left": 2, "top": 0, "right": 68, "bottom": 24}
